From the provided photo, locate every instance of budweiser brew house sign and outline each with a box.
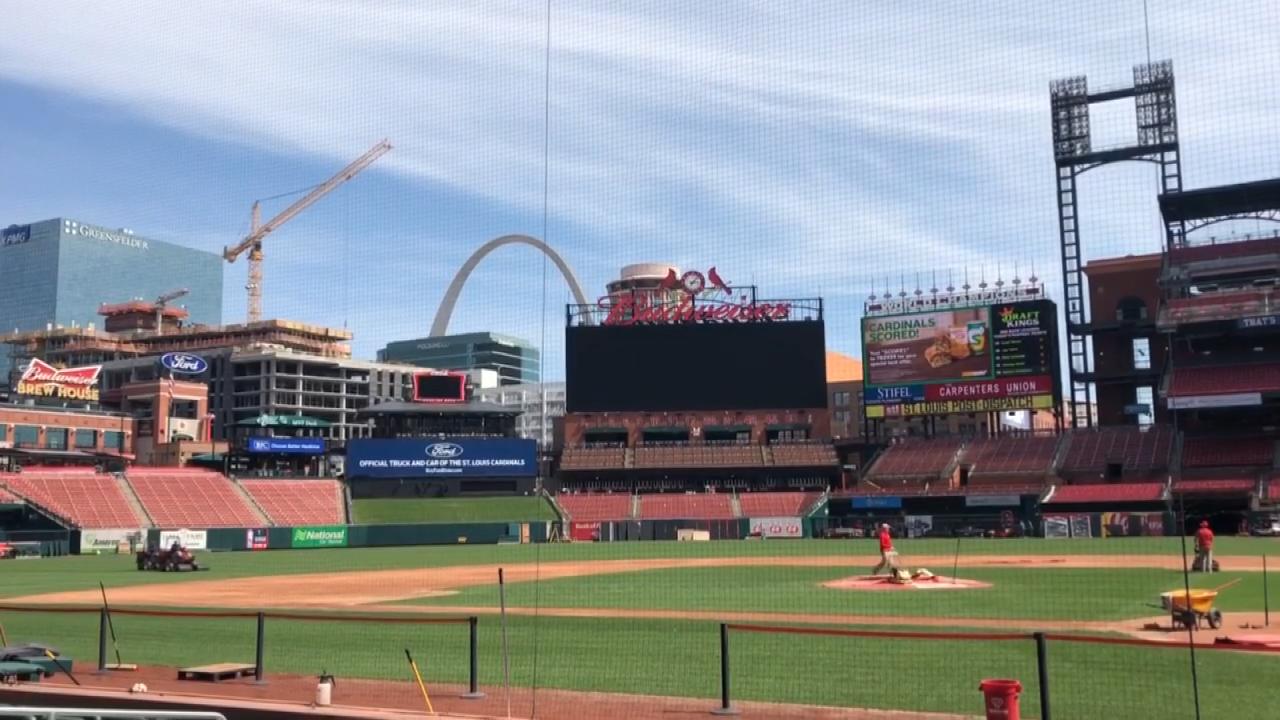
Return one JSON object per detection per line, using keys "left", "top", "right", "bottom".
{"left": 17, "top": 359, "right": 102, "bottom": 402}
{"left": 601, "top": 267, "right": 792, "bottom": 326}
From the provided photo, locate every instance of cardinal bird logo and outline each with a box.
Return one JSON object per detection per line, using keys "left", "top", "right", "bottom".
{"left": 658, "top": 268, "right": 681, "bottom": 290}
{"left": 707, "top": 267, "right": 731, "bottom": 294}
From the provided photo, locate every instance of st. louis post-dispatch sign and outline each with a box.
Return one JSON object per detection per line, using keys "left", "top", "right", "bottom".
{"left": 867, "top": 393, "right": 1055, "bottom": 418}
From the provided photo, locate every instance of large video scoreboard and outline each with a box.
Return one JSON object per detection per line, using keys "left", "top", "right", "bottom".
{"left": 861, "top": 299, "right": 1060, "bottom": 417}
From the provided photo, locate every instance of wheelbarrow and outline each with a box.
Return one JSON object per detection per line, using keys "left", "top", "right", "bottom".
{"left": 1159, "top": 578, "right": 1240, "bottom": 631}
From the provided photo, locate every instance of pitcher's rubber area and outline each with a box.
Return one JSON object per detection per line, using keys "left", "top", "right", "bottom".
{"left": 2, "top": 666, "right": 971, "bottom": 720}
{"left": 823, "top": 575, "right": 992, "bottom": 591}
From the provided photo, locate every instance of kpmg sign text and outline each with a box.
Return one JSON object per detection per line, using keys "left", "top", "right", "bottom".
{"left": 247, "top": 436, "right": 326, "bottom": 455}
{"left": 346, "top": 438, "right": 537, "bottom": 478}
{"left": 2, "top": 224, "right": 31, "bottom": 247}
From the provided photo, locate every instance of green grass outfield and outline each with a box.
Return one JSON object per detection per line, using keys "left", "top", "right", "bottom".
{"left": 351, "top": 496, "right": 558, "bottom": 524}
{"left": 2, "top": 538, "right": 1278, "bottom": 718}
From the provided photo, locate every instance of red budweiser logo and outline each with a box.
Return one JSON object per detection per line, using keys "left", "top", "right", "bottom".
{"left": 601, "top": 294, "right": 792, "bottom": 327}
{"left": 20, "top": 359, "right": 102, "bottom": 387}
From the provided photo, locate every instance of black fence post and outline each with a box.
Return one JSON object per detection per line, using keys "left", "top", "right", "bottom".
{"left": 1034, "top": 632, "right": 1051, "bottom": 720}
{"left": 96, "top": 608, "right": 108, "bottom": 674}
{"left": 254, "top": 611, "right": 266, "bottom": 684}
{"left": 461, "top": 616, "right": 485, "bottom": 699}
{"left": 1264, "top": 555, "right": 1270, "bottom": 627}
{"left": 711, "top": 623, "right": 739, "bottom": 715}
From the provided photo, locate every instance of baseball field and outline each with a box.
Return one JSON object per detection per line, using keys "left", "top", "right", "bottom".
{"left": 3, "top": 536, "right": 1278, "bottom": 719}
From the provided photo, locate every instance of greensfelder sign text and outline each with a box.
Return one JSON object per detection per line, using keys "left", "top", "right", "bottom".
{"left": 291, "top": 525, "right": 348, "bottom": 548}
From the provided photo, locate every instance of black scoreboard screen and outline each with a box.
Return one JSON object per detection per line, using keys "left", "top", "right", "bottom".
{"left": 412, "top": 372, "right": 467, "bottom": 403}
{"left": 566, "top": 321, "right": 827, "bottom": 412}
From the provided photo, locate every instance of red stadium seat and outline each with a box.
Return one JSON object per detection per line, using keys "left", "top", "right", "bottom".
{"left": 557, "top": 493, "right": 634, "bottom": 522}
{"left": 1059, "top": 427, "right": 1173, "bottom": 477}
{"left": 637, "top": 493, "right": 734, "bottom": 520}
{"left": 0, "top": 486, "right": 21, "bottom": 503}
{"left": 1172, "top": 478, "right": 1257, "bottom": 497}
{"left": 128, "top": 469, "right": 261, "bottom": 528}
{"left": 1168, "top": 364, "right": 1280, "bottom": 398}
{"left": 960, "top": 436, "right": 1060, "bottom": 483}
{"left": 867, "top": 439, "right": 964, "bottom": 482}
{"left": 239, "top": 479, "right": 345, "bottom": 525}
{"left": 1045, "top": 483, "right": 1166, "bottom": 504}
{"left": 769, "top": 443, "right": 838, "bottom": 467}
{"left": 1, "top": 471, "right": 143, "bottom": 529}
{"left": 737, "top": 492, "right": 820, "bottom": 517}
{"left": 1181, "top": 436, "right": 1276, "bottom": 468}
{"left": 561, "top": 446, "right": 627, "bottom": 470}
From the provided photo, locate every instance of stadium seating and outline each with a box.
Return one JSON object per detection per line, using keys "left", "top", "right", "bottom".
{"left": 633, "top": 445, "right": 766, "bottom": 469}
{"left": 0, "top": 486, "right": 20, "bottom": 503}
{"left": 1162, "top": 289, "right": 1277, "bottom": 325}
{"left": 1181, "top": 436, "right": 1276, "bottom": 468}
{"left": 737, "top": 491, "right": 819, "bottom": 517}
{"left": 1046, "top": 483, "right": 1166, "bottom": 504}
{"left": 961, "top": 436, "right": 1060, "bottom": 482}
{"left": 556, "top": 493, "right": 635, "bottom": 522}
{"left": 867, "top": 439, "right": 963, "bottom": 481}
{"left": 1168, "top": 235, "right": 1280, "bottom": 265}
{"left": 239, "top": 479, "right": 345, "bottom": 525}
{"left": 770, "top": 443, "right": 838, "bottom": 467}
{"left": 0, "top": 471, "right": 142, "bottom": 528}
{"left": 560, "top": 446, "right": 627, "bottom": 471}
{"left": 1172, "top": 478, "right": 1257, "bottom": 496}
{"left": 1059, "top": 426, "right": 1173, "bottom": 477}
{"left": 128, "top": 469, "right": 261, "bottom": 528}
{"left": 637, "top": 493, "right": 734, "bottom": 520}
{"left": 1168, "top": 363, "right": 1280, "bottom": 397}
{"left": 1268, "top": 478, "right": 1280, "bottom": 503}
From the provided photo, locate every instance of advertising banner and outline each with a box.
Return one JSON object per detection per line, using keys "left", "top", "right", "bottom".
{"left": 851, "top": 496, "right": 902, "bottom": 510}
{"left": 346, "top": 438, "right": 538, "bottom": 478}
{"left": 1069, "top": 514, "right": 1093, "bottom": 539}
{"left": 864, "top": 308, "right": 992, "bottom": 385}
{"left": 862, "top": 300, "right": 1058, "bottom": 418}
{"left": 246, "top": 528, "right": 269, "bottom": 550}
{"left": 291, "top": 525, "right": 348, "bottom": 548}
{"left": 1042, "top": 514, "right": 1071, "bottom": 538}
{"left": 16, "top": 359, "right": 101, "bottom": 402}
{"left": 965, "top": 495, "right": 1022, "bottom": 507}
{"left": 749, "top": 517, "right": 804, "bottom": 538}
{"left": 247, "top": 436, "right": 326, "bottom": 455}
{"left": 80, "top": 528, "right": 144, "bottom": 554}
{"left": 1101, "top": 512, "right": 1166, "bottom": 538}
{"left": 1238, "top": 315, "right": 1280, "bottom": 330}
{"left": 905, "top": 515, "right": 933, "bottom": 538}
{"left": 160, "top": 528, "right": 207, "bottom": 550}
{"left": 569, "top": 522, "right": 601, "bottom": 542}
{"left": 867, "top": 394, "right": 1054, "bottom": 418}
{"left": 1167, "top": 393, "right": 1262, "bottom": 410}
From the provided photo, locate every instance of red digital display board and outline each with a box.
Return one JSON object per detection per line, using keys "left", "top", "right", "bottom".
{"left": 412, "top": 371, "right": 467, "bottom": 404}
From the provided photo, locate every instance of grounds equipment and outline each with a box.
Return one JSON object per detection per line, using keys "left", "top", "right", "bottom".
{"left": 136, "top": 546, "right": 202, "bottom": 572}
{"left": 1162, "top": 589, "right": 1223, "bottom": 630}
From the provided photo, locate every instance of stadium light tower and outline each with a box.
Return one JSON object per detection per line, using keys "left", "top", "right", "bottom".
{"left": 1049, "top": 60, "right": 1181, "bottom": 428}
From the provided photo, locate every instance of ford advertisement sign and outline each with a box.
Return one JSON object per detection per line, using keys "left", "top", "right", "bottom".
{"left": 346, "top": 438, "right": 537, "bottom": 478}
{"left": 160, "top": 352, "right": 209, "bottom": 375}
{"left": 247, "top": 436, "right": 326, "bottom": 455}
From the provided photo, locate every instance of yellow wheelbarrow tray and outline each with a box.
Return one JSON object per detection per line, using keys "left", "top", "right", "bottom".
{"left": 1159, "top": 578, "right": 1241, "bottom": 631}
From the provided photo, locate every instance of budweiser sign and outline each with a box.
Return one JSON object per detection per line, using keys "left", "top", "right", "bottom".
{"left": 600, "top": 267, "right": 792, "bottom": 326}
{"left": 17, "top": 359, "right": 102, "bottom": 402}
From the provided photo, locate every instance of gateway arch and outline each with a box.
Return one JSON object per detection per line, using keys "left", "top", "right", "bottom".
{"left": 429, "top": 234, "right": 590, "bottom": 336}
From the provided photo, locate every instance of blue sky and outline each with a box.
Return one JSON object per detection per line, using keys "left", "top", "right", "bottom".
{"left": 2, "top": 1, "right": 1278, "bottom": 380}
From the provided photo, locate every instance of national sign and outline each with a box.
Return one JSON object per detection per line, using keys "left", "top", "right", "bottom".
{"left": 160, "top": 352, "right": 209, "bottom": 374}
{"left": 17, "top": 359, "right": 101, "bottom": 402}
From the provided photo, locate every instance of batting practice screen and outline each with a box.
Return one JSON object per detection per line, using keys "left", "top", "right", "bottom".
{"left": 565, "top": 320, "right": 827, "bottom": 412}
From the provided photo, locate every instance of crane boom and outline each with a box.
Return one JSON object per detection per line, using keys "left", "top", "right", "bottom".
{"left": 223, "top": 139, "right": 392, "bottom": 322}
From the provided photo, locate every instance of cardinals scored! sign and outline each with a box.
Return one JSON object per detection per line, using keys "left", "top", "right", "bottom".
{"left": 17, "top": 359, "right": 102, "bottom": 402}
{"left": 600, "top": 266, "right": 793, "bottom": 326}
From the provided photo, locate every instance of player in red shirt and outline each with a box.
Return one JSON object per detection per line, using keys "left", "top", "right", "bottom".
{"left": 1195, "top": 521, "right": 1215, "bottom": 572}
{"left": 872, "top": 524, "right": 899, "bottom": 576}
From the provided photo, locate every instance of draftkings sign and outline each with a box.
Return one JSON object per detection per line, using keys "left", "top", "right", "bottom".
{"left": 17, "top": 359, "right": 102, "bottom": 402}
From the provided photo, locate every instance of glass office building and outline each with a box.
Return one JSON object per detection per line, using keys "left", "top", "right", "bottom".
{"left": 1, "top": 218, "right": 223, "bottom": 386}
{"left": 378, "top": 332, "right": 540, "bottom": 385}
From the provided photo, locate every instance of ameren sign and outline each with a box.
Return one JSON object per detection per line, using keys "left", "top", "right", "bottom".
{"left": 17, "top": 359, "right": 102, "bottom": 402}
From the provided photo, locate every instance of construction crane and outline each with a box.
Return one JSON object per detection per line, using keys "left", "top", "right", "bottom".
{"left": 153, "top": 288, "right": 189, "bottom": 335}
{"left": 223, "top": 140, "right": 392, "bottom": 323}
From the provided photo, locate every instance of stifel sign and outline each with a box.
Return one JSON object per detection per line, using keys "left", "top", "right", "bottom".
{"left": 17, "top": 359, "right": 102, "bottom": 402}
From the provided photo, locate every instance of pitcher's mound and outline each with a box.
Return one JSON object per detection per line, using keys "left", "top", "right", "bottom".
{"left": 824, "top": 574, "right": 991, "bottom": 591}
